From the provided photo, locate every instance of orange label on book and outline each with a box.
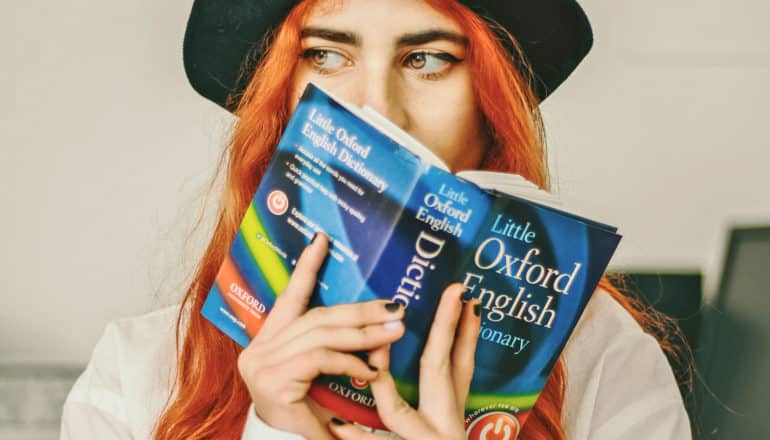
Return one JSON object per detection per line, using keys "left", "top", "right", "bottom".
{"left": 466, "top": 411, "right": 521, "bottom": 440}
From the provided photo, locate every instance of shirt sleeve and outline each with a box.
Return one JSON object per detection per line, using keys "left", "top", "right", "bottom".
{"left": 60, "top": 317, "right": 306, "bottom": 440}
{"left": 60, "top": 322, "right": 133, "bottom": 439}
{"left": 586, "top": 332, "right": 692, "bottom": 439}
{"left": 241, "top": 403, "right": 305, "bottom": 440}
{"left": 562, "top": 293, "right": 693, "bottom": 440}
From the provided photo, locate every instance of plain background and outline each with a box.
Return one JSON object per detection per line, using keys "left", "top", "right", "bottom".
{"left": 2, "top": 0, "right": 769, "bottom": 366}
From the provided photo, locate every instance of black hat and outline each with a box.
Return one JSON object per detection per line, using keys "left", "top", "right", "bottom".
{"left": 183, "top": 0, "right": 593, "bottom": 112}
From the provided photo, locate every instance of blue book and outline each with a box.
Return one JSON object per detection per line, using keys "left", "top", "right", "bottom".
{"left": 202, "top": 83, "right": 621, "bottom": 434}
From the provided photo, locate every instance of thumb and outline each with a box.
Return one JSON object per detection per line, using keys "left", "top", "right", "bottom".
{"left": 260, "top": 232, "right": 329, "bottom": 337}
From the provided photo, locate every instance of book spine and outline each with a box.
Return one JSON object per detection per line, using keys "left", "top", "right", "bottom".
{"left": 310, "top": 167, "right": 493, "bottom": 429}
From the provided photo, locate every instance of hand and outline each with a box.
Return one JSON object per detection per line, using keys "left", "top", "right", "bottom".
{"left": 328, "top": 283, "right": 482, "bottom": 440}
{"left": 237, "top": 233, "right": 407, "bottom": 439}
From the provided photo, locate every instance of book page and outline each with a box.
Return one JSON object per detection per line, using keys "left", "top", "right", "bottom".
{"left": 456, "top": 170, "right": 562, "bottom": 209}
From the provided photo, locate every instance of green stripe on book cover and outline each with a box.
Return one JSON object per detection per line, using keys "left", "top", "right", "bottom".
{"left": 393, "top": 378, "right": 540, "bottom": 411}
{"left": 241, "top": 202, "right": 291, "bottom": 294}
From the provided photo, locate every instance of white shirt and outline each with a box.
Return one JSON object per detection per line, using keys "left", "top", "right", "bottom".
{"left": 60, "top": 291, "right": 692, "bottom": 439}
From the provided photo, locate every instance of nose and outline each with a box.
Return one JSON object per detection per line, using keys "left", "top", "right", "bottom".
{"left": 353, "top": 64, "right": 409, "bottom": 130}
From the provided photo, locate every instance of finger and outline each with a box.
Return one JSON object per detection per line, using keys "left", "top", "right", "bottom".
{"left": 281, "top": 348, "right": 380, "bottom": 384}
{"left": 367, "top": 344, "right": 390, "bottom": 370}
{"left": 247, "top": 351, "right": 379, "bottom": 408}
{"left": 281, "top": 405, "right": 338, "bottom": 440}
{"left": 452, "top": 298, "right": 482, "bottom": 415}
{"left": 261, "top": 233, "right": 329, "bottom": 338}
{"left": 368, "top": 347, "right": 435, "bottom": 439}
{"left": 328, "top": 418, "right": 382, "bottom": 440}
{"left": 262, "top": 321, "right": 405, "bottom": 368}
{"left": 418, "top": 283, "right": 466, "bottom": 415}
{"left": 267, "top": 300, "right": 405, "bottom": 351}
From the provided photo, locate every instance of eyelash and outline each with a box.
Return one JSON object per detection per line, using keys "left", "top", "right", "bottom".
{"left": 301, "top": 49, "right": 349, "bottom": 75}
{"left": 300, "top": 48, "right": 462, "bottom": 80}
{"left": 404, "top": 51, "right": 462, "bottom": 80}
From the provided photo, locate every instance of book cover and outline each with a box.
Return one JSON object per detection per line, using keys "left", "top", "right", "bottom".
{"left": 202, "top": 83, "right": 621, "bottom": 436}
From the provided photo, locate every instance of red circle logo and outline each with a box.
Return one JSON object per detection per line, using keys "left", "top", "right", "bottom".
{"left": 466, "top": 412, "right": 520, "bottom": 440}
{"left": 267, "top": 190, "right": 289, "bottom": 215}
{"left": 350, "top": 377, "right": 369, "bottom": 390}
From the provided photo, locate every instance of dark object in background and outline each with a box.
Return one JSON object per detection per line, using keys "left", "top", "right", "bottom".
{"left": 623, "top": 272, "right": 703, "bottom": 352}
{"left": 614, "top": 270, "right": 703, "bottom": 436}
{"left": 697, "top": 225, "right": 770, "bottom": 439}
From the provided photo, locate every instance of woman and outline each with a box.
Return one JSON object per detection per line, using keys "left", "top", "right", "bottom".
{"left": 62, "top": 0, "right": 692, "bottom": 439}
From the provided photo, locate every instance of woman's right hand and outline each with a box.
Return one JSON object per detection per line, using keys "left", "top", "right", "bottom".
{"left": 237, "top": 233, "right": 406, "bottom": 439}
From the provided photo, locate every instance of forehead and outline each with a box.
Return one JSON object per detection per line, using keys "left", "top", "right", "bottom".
{"left": 304, "top": 0, "right": 463, "bottom": 35}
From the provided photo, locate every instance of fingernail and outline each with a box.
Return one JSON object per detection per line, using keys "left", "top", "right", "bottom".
{"left": 311, "top": 232, "right": 319, "bottom": 244}
{"left": 473, "top": 303, "right": 482, "bottom": 317}
{"left": 331, "top": 417, "right": 346, "bottom": 426}
{"left": 354, "top": 351, "right": 369, "bottom": 364}
{"left": 367, "top": 364, "right": 378, "bottom": 372}
{"left": 385, "top": 301, "right": 402, "bottom": 312}
{"left": 384, "top": 320, "right": 402, "bottom": 331}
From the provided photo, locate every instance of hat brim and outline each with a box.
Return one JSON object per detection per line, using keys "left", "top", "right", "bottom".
{"left": 183, "top": 0, "right": 592, "bottom": 112}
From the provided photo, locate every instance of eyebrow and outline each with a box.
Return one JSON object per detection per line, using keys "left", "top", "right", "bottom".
{"left": 300, "top": 27, "right": 360, "bottom": 46}
{"left": 300, "top": 27, "right": 468, "bottom": 48}
{"left": 396, "top": 30, "right": 468, "bottom": 47}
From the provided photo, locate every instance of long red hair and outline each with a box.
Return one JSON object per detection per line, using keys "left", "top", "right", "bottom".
{"left": 154, "top": 1, "right": 689, "bottom": 438}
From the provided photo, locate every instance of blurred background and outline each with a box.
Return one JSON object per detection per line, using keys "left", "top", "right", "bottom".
{"left": 1, "top": 0, "right": 768, "bottom": 439}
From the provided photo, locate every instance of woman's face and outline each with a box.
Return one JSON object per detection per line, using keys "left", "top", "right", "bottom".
{"left": 290, "top": 0, "right": 487, "bottom": 171}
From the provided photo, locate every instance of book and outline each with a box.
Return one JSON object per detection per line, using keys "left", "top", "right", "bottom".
{"left": 201, "top": 83, "right": 621, "bottom": 436}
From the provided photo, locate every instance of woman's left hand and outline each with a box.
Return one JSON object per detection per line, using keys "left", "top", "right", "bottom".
{"left": 328, "top": 283, "right": 482, "bottom": 440}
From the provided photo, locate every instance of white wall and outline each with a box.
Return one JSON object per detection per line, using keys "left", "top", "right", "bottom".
{"left": 1, "top": 0, "right": 233, "bottom": 364}
{"left": 2, "top": 0, "right": 769, "bottom": 364}
{"left": 545, "top": 0, "right": 770, "bottom": 294}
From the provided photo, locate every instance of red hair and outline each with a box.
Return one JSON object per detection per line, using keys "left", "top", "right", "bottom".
{"left": 154, "top": 1, "right": 690, "bottom": 438}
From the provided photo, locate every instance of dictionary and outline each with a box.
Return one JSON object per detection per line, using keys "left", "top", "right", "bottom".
{"left": 201, "top": 83, "right": 621, "bottom": 437}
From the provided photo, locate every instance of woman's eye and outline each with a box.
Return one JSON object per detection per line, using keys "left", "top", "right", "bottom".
{"left": 302, "top": 49, "right": 349, "bottom": 74}
{"left": 404, "top": 52, "right": 459, "bottom": 77}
